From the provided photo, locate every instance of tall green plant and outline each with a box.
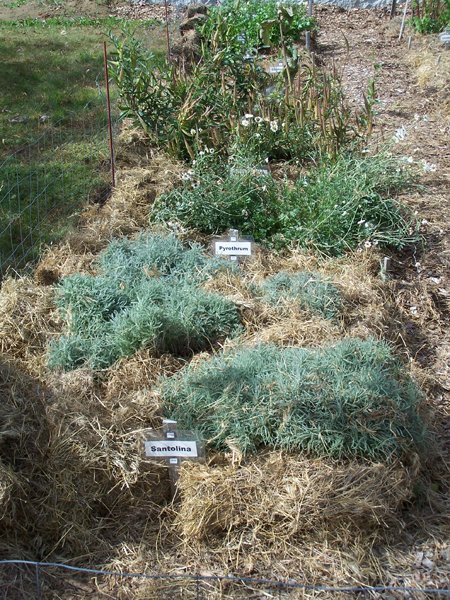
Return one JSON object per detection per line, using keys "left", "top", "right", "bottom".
{"left": 200, "top": 0, "right": 315, "bottom": 54}
{"left": 411, "top": 0, "right": 450, "bottom": 32}
{"left": 109, "top": 30, "right": 369, "bottom": 161}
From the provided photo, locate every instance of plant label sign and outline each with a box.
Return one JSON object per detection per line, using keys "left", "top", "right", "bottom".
{"left": 145, "top": 440, "right": 199, "bottom": 458}
{"left": 214, "top": 229, "right": 253, "bottom": 262}
{"left": 143, "top": 420, "right": 204, "bottom": 466}
{"left": 215, "top": 241, "right": 252, "bottom": 257}
{"left": 143, "top": 420, "right": 204, "bottom": 496}
{"left": 269, "top": 62, "right": 284, "bottom": 74}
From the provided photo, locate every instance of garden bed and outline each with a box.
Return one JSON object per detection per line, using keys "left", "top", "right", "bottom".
{"left": 0, "top": 2, "right": 449, "bottom": 598}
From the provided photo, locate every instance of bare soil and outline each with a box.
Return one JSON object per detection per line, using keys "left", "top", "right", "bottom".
{"left": 318, "top": 4, "right": 449, "bottom": 435}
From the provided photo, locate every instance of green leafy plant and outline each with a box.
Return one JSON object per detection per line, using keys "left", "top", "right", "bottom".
{"left": 411, "top": 0, "right": 450, "bottom": 32}
{"left": 48, "top": 234, "right": 241, "bottom": 371}
{"left": 200, "top": 0, "right": 315, "bottom": 54}
{"left": 109, "top": 30, "right": 368, "bottom": 161}
{"left": 152, "top": 147, "right": 282, "bottom": 239}
{"left": 152, "top": 149, "right": 419, "bottom": 256}
{"left": 160, "top": 338, "right": 426, "bottom": 460}
{"left": 278, "top": 153, "right": 419, "bottom": 255}
{"left": 261, "top": 271, "right": 342, "bottom": 319}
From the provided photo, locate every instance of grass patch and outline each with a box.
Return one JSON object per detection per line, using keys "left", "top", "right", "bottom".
{"left": 160, "top": 338, "right": 426, "bottom": 461}
{"left": 0, "top": 19, "right": 166, "bottom": 272}
{"left": 261, "top": 271, "right": 342, "bottom": 320}
{"left": 48, "top": 234, "right": 241, "bottom": 370}
{"left": 152, "top": 149, "right": 419, "bottom": 256}
{"left": 0, "top": 16, "right": 160, "bottom": 29}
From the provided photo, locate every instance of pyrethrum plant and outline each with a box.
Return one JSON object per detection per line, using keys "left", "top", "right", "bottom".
{"left": 152, "top": 147, "right": 283, "bottom": 239}
{"left": 109, "top": 30, "right": 370, "bottom": 161}
{"left": 152, "top": 149, "right": 419, "bottom": 256}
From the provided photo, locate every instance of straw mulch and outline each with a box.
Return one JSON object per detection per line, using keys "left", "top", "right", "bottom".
{"left": 175, "top": 453, "right": 419, "bottom": 549}
{"left": 0, "top": 349, "right": 178, "bottom": 560}
{"left": 0, "top": 277, "right": 59, "bottom": 376}
{"left": 205, "top": 249, "right": 390, "bottom": 348}
{"left": 0, "top": 125, "right": 447, "bottom": 596}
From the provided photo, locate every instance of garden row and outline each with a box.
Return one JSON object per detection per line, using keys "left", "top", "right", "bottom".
{"left": 0, "top": 1, "right": 438, "bottom": 595}
{"left": 40, "top": 0, "right": 427, "bottom": 464}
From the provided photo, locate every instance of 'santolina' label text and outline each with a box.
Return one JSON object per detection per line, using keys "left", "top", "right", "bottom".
{"left": 144, "top": 440, "right": 198, "bottom": 458}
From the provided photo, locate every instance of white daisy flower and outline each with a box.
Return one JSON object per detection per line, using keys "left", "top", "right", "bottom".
{"left": 245, "top": 113, "right": 254, "bottom": 119}
{"left": 270, "top": 120, "right": 278, "bottom": 132}
{"left": 364, "top": 241, "right": 372, "bottom": 249}
{"left": 241, "top": 118, "right": 250, "bottom": 127}
{"left": 421, "top": 160, "right": 437, "bottom": 173}
{"left": 392, "top": 126, "right": 407, "bottom": 143}
{"left": 255, "top": 116, "right": 263, "bottom": 124}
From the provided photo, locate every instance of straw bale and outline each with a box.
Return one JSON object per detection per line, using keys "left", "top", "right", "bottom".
{"left": 0, "top": 277, "right": 59, "bottom": 376}
{"left": 175, "top": 453, "right": 419, "bottom": 548}
{"left": 81, "top": 154, "right": 184, "bottom": 240}
{"left": 0, "top": 462, "right": 19, "bottom": 526}
{"left": 45, "top": 368, "right": 163, "bottom": 490}
{"left": 104, "top": 349, "right": 185, "bottom": 403}
{"left": 0, "top": 353, "right": 170, "bottom": 559}
{"left": 35, "top": 240, "right": 98, "bottom": 285}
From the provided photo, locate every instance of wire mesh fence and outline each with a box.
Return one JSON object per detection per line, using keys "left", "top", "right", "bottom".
{"left": 0, "top": 561, "right": 449, "bottom": 600}
{"left": 0, "top": 110, "right": 117, "bottom": 278}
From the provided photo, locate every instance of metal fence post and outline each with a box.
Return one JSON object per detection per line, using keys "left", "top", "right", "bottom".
{"left": 103, "top": 41, "right": 116, "bottom": 188}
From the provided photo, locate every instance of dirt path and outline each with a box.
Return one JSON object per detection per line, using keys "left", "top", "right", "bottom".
{"left": 318, "top": 4, "right": 449, "bottom": 406}
{"left": 317, "top": 9, "right": 449, "bottom": 589}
